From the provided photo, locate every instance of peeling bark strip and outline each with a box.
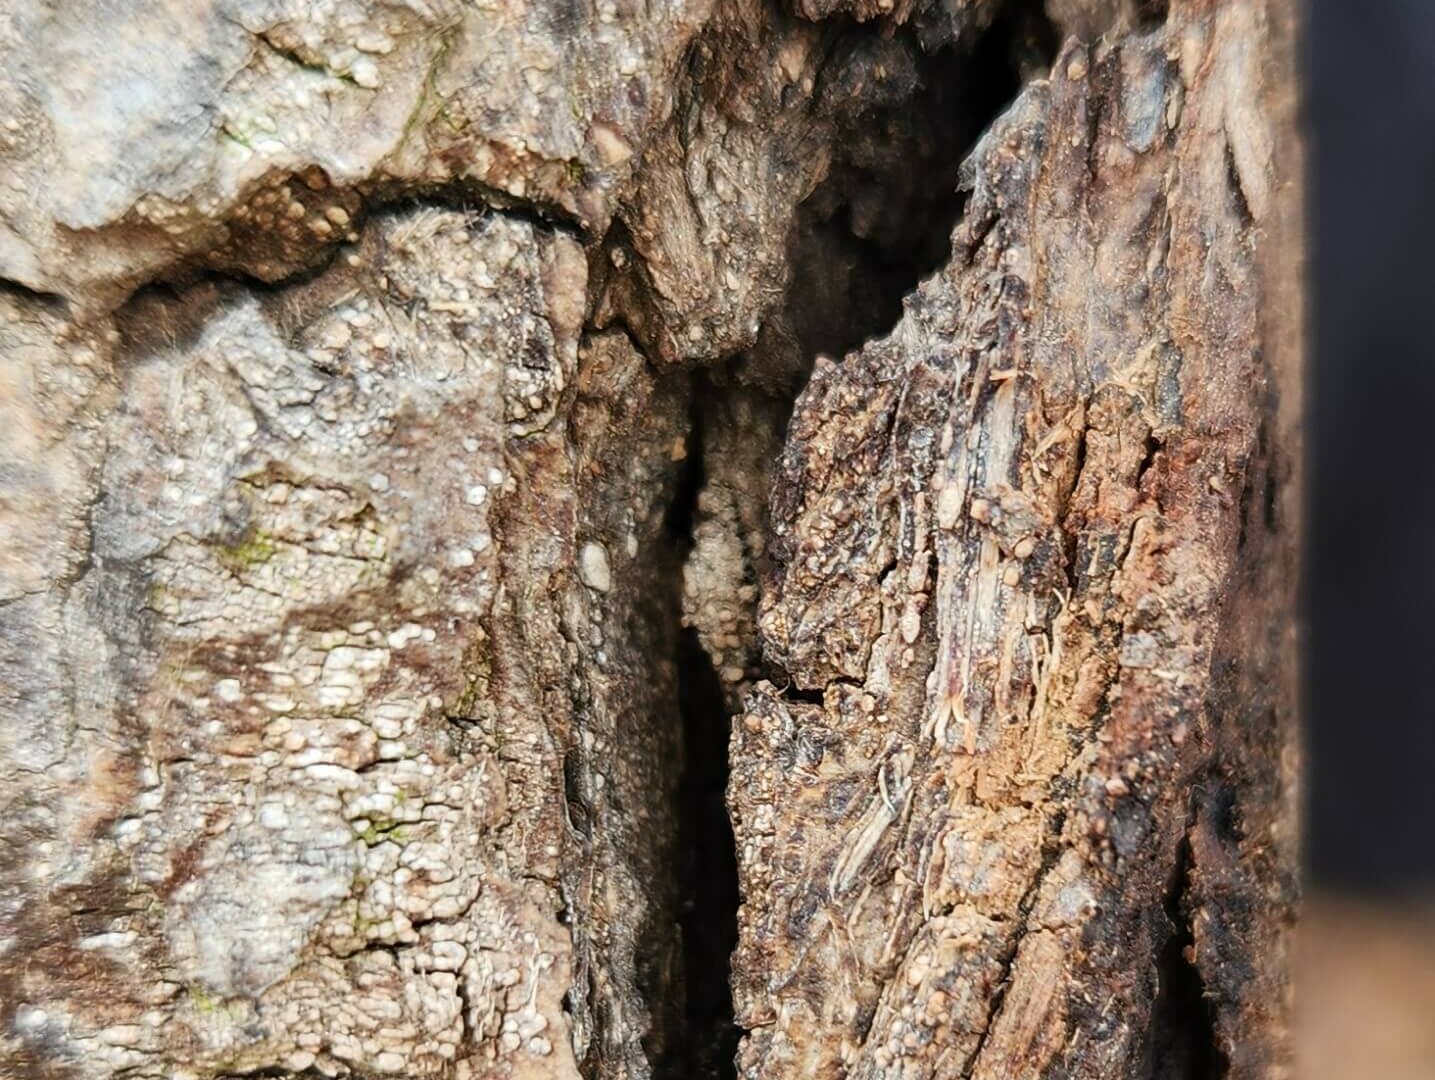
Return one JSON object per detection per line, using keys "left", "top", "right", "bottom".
{"left": 0, "top": 1, "right": 1297, "bottom": 1079}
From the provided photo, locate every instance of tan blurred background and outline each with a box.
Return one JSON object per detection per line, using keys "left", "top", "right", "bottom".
{"left": 1299, "top": 900, "right": 1435, "bottom": 1079}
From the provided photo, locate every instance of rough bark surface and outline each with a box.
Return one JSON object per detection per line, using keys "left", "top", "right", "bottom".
{"left": 0, "top": 0, "right": 1299, "bottom": 1078}
{"left": 732, "top": 7, "right": 1301, "bottom": 1076}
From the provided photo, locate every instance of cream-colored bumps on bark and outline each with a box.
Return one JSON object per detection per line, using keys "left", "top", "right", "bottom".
{"left": 0, "top": 296, "right": 109, "bottom": 601}
{"left": 0, "top": 0, "right": 709, "bottom": 304}
{"left": 683, "top": 485, "right": 755, "bottom": 685}
{"left": 0, "top": 207, "right": 593, "bottom": 1075}
{"left": 579, "top": 540, "right": 613, "bottom": 592}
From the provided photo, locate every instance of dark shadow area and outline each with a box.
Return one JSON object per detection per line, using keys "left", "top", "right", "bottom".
{"left": 784, "top": 1, "right": 1057, "bottom": 360}
{"left": 653, "top": 381, "right": 742, "bottom": 1080}
{"left": 1306, "top": 0, "right": 1435, "bottom": 895}
{"left": 1142, "top": 840, "right": 1225, "bottom": 1079}
{"left": 1145, "top": 922, "right": 1224, "bottom": 1079}
{"left": 672, "top": 625, "right": 743, "bottom": 1080}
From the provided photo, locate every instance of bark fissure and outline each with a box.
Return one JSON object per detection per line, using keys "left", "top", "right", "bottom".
{"left": 647, "top": 12, "right": 1069, "bottom": 1072}
{"left": 644, "top": 378, "right": 745, "bottom": 1079}
{"left": 1143, "top": 831, "right": 1226, "bottom": 1079}
{"left": 0, "top": 275, "right": 70, "bottom": 315}
{"left": 673, "top": 623, "right": 742, "bottom": 1079}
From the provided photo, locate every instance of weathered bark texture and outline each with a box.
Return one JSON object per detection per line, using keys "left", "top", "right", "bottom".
{"left": 0, "top": 0, "right": 1299, "bottom": 1078}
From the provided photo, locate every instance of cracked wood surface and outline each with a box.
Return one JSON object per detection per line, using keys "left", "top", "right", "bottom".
{"left": 732, "top": 4, "right": 1300, "bottom": 1078}
{"left": 0, "top": 0, "right": 1298, "bottom": 1077}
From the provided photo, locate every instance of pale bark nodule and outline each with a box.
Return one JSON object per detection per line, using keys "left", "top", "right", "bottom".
{"left": 0, "top": 0, "right": 1300, "bottom": 1077}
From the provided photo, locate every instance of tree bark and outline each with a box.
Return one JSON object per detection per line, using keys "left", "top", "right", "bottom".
{"left": 0, "top": 1, "right": 1299, "bottom": 1078}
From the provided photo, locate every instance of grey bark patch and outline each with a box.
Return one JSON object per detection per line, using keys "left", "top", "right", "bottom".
{"left": 164, "top": 817, "right": 358, "bottom": 998}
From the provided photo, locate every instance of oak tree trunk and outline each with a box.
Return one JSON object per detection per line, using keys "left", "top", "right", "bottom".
{"left": 0, "top": 0, "right": 1299, "bottom": 1077}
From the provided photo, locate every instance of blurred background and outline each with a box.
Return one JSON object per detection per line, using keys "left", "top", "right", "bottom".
{"left": 1303, "top": 0, "right": 1435, "bottom": 1076}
